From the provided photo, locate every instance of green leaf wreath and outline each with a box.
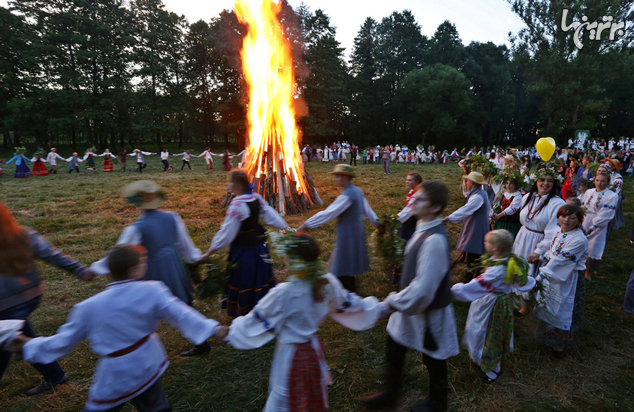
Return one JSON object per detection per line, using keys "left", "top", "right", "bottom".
{"left": 372, "top": 214, "right": 406, "bottom": 272}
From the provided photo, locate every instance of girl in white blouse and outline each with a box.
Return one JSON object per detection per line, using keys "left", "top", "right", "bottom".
{"left": 202, "top": 170, "right": 288, "bottom": 317}
{"left": 226, "top": 233, "right": 383, "bottom": 412}
{"left": 533, "top": 205, "right": 589, "bottom": 358}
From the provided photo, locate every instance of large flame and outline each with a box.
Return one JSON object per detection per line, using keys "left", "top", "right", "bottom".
{"left": 235, "top": 0, "right": 310, "bottom": 215}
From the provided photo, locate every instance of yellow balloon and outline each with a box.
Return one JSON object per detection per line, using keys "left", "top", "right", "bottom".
{"left": 536, "top": 137, "right": 556, "bottom": 161}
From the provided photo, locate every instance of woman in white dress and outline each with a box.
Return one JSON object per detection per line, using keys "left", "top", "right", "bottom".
{"left": 226, "top": 233, "right": 383, "bottom": 411}
{"left": 581, "top": 172, "right": 618, "bottom": 280}
{"left": 512, "top": 164, "right": 566, "bottom": 277}
{"left": 452, "top": 230, "right": 535, "bottom": 383}
{"left": 533, "top": 205, "right": 589, "bottom": 358}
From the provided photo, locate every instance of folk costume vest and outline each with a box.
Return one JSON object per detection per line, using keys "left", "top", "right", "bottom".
{"left": 233, "top": 200, "right": 266, "bottom": 247}
{"left": 456, "top": 187, "right": 490, "bottom": 255}
{"left": 329, "top": 184, "right": 369, "bottom": 277}
{"left": 134, "top": 210, "right": 194, "bottom": 304}
{"left": 400, "top": 224, "right": 452, "bottom": 311}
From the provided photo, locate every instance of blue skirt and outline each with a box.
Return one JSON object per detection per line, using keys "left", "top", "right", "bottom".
{"left": 142, "top": 247, "right": 194, "bottom": 304}
{"left": 224, "top": 242, "right": 275, "bottom": 317}
{"left": 15, "top": 162, "right": 31, "bottom": 178}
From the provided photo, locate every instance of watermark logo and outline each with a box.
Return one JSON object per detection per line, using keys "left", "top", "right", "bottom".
{"left": 561, "top": 9, "right": 625, "bottom": 50}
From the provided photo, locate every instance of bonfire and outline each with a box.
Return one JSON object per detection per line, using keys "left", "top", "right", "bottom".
{"left": 227, "top": 0, "right": 322, "bottom": 215}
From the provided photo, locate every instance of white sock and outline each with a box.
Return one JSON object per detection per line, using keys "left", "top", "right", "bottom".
{"left": 485, "top": 371, "right": 498, "bottom": 380}
{"left": 493, "top": 363, "right": 501, "bottom": 374}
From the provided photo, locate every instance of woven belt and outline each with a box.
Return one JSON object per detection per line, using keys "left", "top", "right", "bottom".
{"left": 524, "top": 227, "right": 544, "bottom": 235}
{"left": 106, "top": 333, "right": 154, "bottom": 358}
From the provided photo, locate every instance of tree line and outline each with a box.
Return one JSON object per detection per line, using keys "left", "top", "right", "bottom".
{"left": 1, "top": 0, "right": 633, "bottom": 153}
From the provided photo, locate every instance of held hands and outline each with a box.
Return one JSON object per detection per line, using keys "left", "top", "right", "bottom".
{"left": 197, "top": 248, "right": 216, "bottom": 264}
{"left": 82, "top": 269, "right": 97, "bottom": 282}
{"left": 213, "top": 326, "right": 229, "bottom": 340}
{"left": 6, "top": 334, "right": 31, "bottom": 354}
{"left": 527, "top": 252, "right": 541, "bottom": 264}
{"left": 586, "top": 228, "right": 595, "bottom": 236}
{"left": 297, "top": 224, "right": 308, "bottom": 233}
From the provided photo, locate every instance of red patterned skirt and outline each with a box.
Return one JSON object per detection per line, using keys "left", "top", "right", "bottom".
{"left": 289, "top": 341, "right": 327, "bottom": 412}
{"left": 103, "top": 157, "right": 113, "bottom": 172}
{"left": 32, "top": 160, "right": 49, "bottom": 176}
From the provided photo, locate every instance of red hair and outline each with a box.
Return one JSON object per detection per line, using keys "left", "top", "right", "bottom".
{"left": 0, "top": 201, "right": 34, "bottom": 275}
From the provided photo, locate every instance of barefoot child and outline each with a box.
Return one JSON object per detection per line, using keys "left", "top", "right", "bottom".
{"left": 8, "top": 244, "right": 227, "bottom": 412}
{"left": 451, "top": 230, "right": 535, "bottom": 383}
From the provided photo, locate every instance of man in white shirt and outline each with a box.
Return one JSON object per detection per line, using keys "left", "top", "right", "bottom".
{"left": 359, "top": 181, "right": 459, "bottom": 412}
{"left": 444, "top": 172, "right": 491, "bottom": 282}
{"left": 46, "top": 148, "right": 65, "bottom": 174}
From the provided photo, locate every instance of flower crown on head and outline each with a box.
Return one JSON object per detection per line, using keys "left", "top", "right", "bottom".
{"left": 528, "top": 162, "right": 564, "bottom": 186}
{"left": 269, "top": 229, "right": 325, "bottom": 283}
{"left": 493, "top": 167, "right": 524, "bottom": 187}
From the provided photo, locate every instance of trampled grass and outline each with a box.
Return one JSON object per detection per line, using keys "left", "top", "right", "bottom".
{"left": 1, "top": 155, "right": 633, "bottom": 411}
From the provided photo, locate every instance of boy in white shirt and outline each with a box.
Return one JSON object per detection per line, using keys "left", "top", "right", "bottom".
{"left": 8, "top": 244, "right": 227, "bottom": 412}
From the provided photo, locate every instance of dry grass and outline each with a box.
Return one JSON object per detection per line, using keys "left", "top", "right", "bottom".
{"left": 1, "top": 154, "right": 633, "bottom": 411}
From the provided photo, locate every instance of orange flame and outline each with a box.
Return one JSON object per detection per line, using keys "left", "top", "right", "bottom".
{"left": 235, "top": 0, "right": 310, "bottom": 215}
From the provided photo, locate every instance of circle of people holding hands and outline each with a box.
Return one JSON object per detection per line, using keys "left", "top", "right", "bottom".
{"left": 0, "top": 146, "right": 246, "bottom": 177}
{"left": 1, "top": 138, "right": 633, "bottom": 412}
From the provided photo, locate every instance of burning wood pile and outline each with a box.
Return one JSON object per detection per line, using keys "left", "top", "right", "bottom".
{"left": 222, "top": 0, "right": 322, "bottom": 216}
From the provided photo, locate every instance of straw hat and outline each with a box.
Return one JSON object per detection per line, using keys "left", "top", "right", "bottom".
{"left": 462, "top": 171, "right": 487, "bottom": 185}
{"left": 330, "top": 164, "right": 356, "bottom": 177}
{"left": 605, "top": 158, "right": 620, "bottom": 170}
{"left": 122, "top": 180, "right": 167, "bottom": 209}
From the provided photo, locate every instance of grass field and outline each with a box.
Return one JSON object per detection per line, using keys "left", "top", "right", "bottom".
{"left": 1, "top": 154, "right": 633, "bottom": 412}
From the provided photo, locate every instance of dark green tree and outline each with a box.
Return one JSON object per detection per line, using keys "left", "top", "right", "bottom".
{"left": 396, "top": 64, "right": 472, "bottom": 147}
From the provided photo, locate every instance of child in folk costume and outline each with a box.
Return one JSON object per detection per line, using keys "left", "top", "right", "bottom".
{"left": 397, "top": 172, "right": 423, "bottom": 241}
{"left": 197, "top": 147, "right": 216, "bottom": 170}
{"left": 5, "top": 147, "right": 31, "bottom": 178}
{"left": 451, "top": 230, "right": 535, "bottom": 383}
{"left": 513, "top": 163, "right": 566, "bottom": 277}
{"left": 222, "top": 150, "right": 235, "bottom": 171}
{"left": 117, "top": 149, "right": 128, "bottom": 172}
{"left": 532, "top": 205, "right": 589, "bottom": 358}
{"left": 444, "top": 172, "right": 491, "bottom": 283}
{"left": 490, "top": 170, "right": 523, "bottom": 238}
{"left": 46, "top": 148, "right": 66, "bottom": 174}
{"left": 173, "top": 150, "right": 193, "bottom": 170}
{"left": 201, "top": 170, "right": 289, "bottom": 317}
{"left": 8, "top": 244, "right": 227, "bottom": 411}
{"left": 226, "top": 233, "right": 383, "bottom": 412}
{"left": 298, "top": 164, "right": 379, "bottom": 292}
{"left": 84, "top": 151, "right": 96, "bottom": 174}
{"left": 359, "top": 181, "right": 459, "bottom": 412}
{"left": 30, "top": 150, "right": 49, "bottom": 176}
{"left": 66, "top": 152, "right": 83, "bottom": 173}
{"left": 98, "top": 149, "right": 115, "bottom": 173}
{"left": 90, "top": 181, "right": 211, "bottom": 357}
{"left": 0, "top": 201, "right": 94, "bottom": 396}
{"left": 130, "top": 149, "right": 154, "bottom": 173}
{"left": 581, "top": 172, "right": 618, "bottom": 280}
{"left": 603, "top": 158, "right": 625, "bottom": 231}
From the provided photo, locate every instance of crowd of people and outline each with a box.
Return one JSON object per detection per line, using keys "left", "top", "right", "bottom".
{"left": 0, "top": 147, "right": 246, "bottom": 177}
{"left": 0, "top": 138, "right": 632, "bottom": 412}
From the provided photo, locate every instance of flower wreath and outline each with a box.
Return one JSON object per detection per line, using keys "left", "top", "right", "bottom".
{"left": 269, "top": 229, "right": 326, "bottom": 289}
{"left": 493, "top": 167, "right": 525, "bottom": 187}
{"left": 528, "top": 161, "right": 564, "bottom": 186}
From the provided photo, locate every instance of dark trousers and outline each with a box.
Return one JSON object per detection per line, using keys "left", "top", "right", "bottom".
{"left": 338, "top": 276, "right": 356, "bottom": 293}
{"left": 137, "top": 162, "right": 146, "bottom": 172}
{"left": 162, "top": 160, "right": 170, "bottom": 171}
{"left": 181, "top": 160, "right": 191, "bottom": 170}
{"left": 465, "top": 252, "right": 481, "bottom": 282}
{"left": 68, "top": 166, "right": 79, "bottom": 173}
{"left": 0, "top": 297, "right": 65, "bottom": 382}
{"left": 82, "top": 377, "right": 171, "bottom": 412}
{"left": 49, "top": 165, "right": 57, "bottom": 174}
{"left": 384, "top": 335, "right": 448, "bottom": 411}
{"left": 350, "top": 156, "right": 357, "bottom": 166}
